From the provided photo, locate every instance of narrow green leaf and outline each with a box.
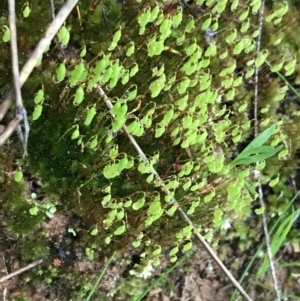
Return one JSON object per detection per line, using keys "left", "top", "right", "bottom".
{"left": 85, "top": 252, "right": 116, "bottom": 301}
{"left": 240, "top": 124, "right": 276, "bottom": 156}
{"left": 257, "top": 209, "right": 299, "bottom": 278}
{"left": 231, "top": 145, "right": 283, "bottom": 166}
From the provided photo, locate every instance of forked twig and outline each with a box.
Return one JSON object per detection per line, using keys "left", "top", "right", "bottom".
{"left": 0, "top": 0, "right": 79, "bottom": 148}
{"left": 0, "top": 259, "right": 43, "bottom": 283}
{"left": 98, "top": 87, "right": 253, "bottom": 301}
{"left": 8, "top": 0, "right": 29, "bottom": 155}
{"left": 254, "top": 1, "right": 281, "bottom": 300}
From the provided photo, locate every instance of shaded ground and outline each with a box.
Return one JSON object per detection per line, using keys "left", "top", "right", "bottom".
{"left": 0, "top": 167, "right": 300, "bottom": 300}
{"left": 1, "top": 207, "right": 300, "bottom": 301}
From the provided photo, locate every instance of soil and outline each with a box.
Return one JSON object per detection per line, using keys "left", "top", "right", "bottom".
{"left": 0, "top": 174, "right": 300, "bottom": 300}
{"left": 1, "top": 208, "right": 300, "bottom": 301}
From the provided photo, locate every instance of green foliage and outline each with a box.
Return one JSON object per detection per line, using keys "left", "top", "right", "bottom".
{"left": 14, "top": 170, "right": 23, "bottom": 182}
{"left": 56, "top": 62, "right": 66, "bottom": 82}
{"left": 2, "top": 25, "right": 10, "bottom": 42}
{"left": 58, "top": 25, "right": 70, "bottom": 47}
{"left": 28, "top": 194, "right": 57, "bottom": 218}
{"left": 112, "top": 277, "right": 149, "bottom": 301}
{"left": 23, "top": 4, "right": 31, "bottom": 18}
{"left": 134, "top": 252, "right": 189, "bottom": 301}
{"left": 256, "top": 208, "right": 300, "bottom": 278}
{"left": 0, "top": 172, "right": 44, "bottom": 236}
{"left": 7, "top": 204, "right": 44, "bottom": 236}
{"left": 20, "top": 236, "right": 49, "bottom": 260}
{"left": 229, "top": 192, "right": 300, "bottom": 301}
{"left": 1, "top": 0, "right": 300, "bottom": 299}
{"left": 230, "top": 124, "right": 283, "bottom": 167}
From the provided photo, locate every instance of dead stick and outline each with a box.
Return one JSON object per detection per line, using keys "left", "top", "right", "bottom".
{"left": 8, "top": 0, "right": 29, "bottom": 154}
{"left": 8, "top": 0, "right": 23, "bottom": 110}
{"left": 0, "top": 116, "right": 23, "bottom": 145}
{"left": 0, "top": 259, "right": 43, "bottom": 283}
{"left": 0, "top": 0, "right": 79, "bottom": 122}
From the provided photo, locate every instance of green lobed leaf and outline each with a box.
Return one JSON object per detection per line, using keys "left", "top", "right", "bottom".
{"left": 183, "top": 241, "right": 193, "bottom": 252}
{"left": 71, "top": 127, "right": 80, "bottom": 139}
{"left": 32, "top": 105, "right": 43, "bottom": 121}
{"left": 34, "top": 89, "right": 44, "bottom": 104}
{"left": 29, "top": 206, "right": 39, "bottom": 216}
{"left": 23, "top": 5, "right": 31, "bottom": 17}
{"left": 56, "top": 63, "right": 66, "bottom": 82}
{"left": 132, "top": 194, "right": 146, "bottom": 210}
{"left": 169, "top": 245, "right": 179, "bottom": 257}
{"left": 14, "top": 171, "right": 23, "bottom": 182}
{"left": 91, "top": 228, "right": 98, "bottom": 235}
{"left": 58, "top": 26, "right": 70, "bottom": 46}
{"left": 74, "top": 87, "right": 84, "bottom": 105}
{"left": 70, "top": 62, "right": 85, "bottom": 86}
{"left": 84, "top": 106, "right": 97, "bottom": 126}
{"left": 103, "top": 163, "right": 121, "bottom": 179}
{"left": 114, "top": 223, "right": 126, "bottom": 235}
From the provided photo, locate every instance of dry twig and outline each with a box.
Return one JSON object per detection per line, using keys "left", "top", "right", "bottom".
{"left": 0, "top": 259, "right": 43, "bottom": 283}
{"left": 8, "top": 0, "right": 29, "bottom": 155}
{"left": 0, "top": 0, "right": 79, "bottom": 149}
{"left": 254, "top": 1, "right": 281, "bottom": 300}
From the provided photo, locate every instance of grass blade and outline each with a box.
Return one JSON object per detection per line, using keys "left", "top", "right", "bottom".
{"left": 256, "top": 208, "right": 299, "bottom": 278}
{"left": 231, "top": 145, "right": 283, "bottom": 166}
{"left": 134, "top": 252, "right": 190, "bottom": 301}
{"left": 85, "top": 251, "right": 116, "bottom": 301}
{"left": 239, "top": 124, "right": 276, "bottom": 156}
{"left": 229, "top": 191, "right": 300, "bottom": 301}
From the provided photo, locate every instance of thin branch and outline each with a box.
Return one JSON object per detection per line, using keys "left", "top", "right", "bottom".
{"left": 0, "top": 259, "right": 43, "bottom": 283}
{"left": 2, "top": 255, "right": 8, "bottom": 275}
{"left": 254, "top": 2, "right": 264, "bottom": 137}
{"left": 98, "top": 87, "right": 253, "bottom": 301}
{"left": 0, "top": 0, "right": 78, "bottom": 150}
{"left": 8, "top": 0, "right": 29, "bottom": 155}
{"left": 102, "top": 7, "right": 112, "bottom": 36}
{"left": 8, "top": 0, "right": 23, "bottom": 110}
{"left": 49, "top": 0, "right": 56, "bottom": 20}
{"left": 0, "top": 116, "right": 23, "bottom": 145}
{"left": 3, "top": 287, "right": 7, "bottom": 301}
{"left": 49, "top": 0, "right": 66, "bottom": 58}
{"left": 254, "top": 1, "right": 281, "bottom": 300}
{"left": 0, "top": 0, "right": 79, "bottom": 122}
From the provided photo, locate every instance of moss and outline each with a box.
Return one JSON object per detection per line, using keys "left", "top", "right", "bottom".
{"left": 112, "top": 277, "right": 149, "bottom": 301}
{"left": 14, "top": 0, "right": 285, "bottom": 251}
{"left": 10, "top": 297, "right": 30, "bottom": 301}
{"left": 0, "top": 172, "right": 43, "bottom": 235}
{"left": 6, "top": 204, "right": 44, "bottom": 235}
{"left": 1, "top": 0, "right": 300, "bottom": 299}
{"left": 20, "top": 235, "right": 49, "bottom": 260}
